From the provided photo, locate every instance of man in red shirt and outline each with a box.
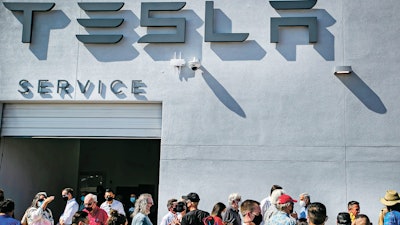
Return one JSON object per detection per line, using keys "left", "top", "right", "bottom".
{"left": 83, "top": 194, "right": 108, "bottom": 225}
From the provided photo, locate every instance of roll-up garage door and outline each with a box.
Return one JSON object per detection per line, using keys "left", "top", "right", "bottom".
{"left": 0, "top": 103, "right": 162, "bottom": 138}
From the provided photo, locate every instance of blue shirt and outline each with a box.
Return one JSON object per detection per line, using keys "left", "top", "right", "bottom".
{"left": 384, "top": 211, "right": 400, "bottom": 225}
{"left": 131, "top": 213, "right": 152, "bottom": 225}
{"left": 266, "top": 211, "right": 296, "bottom": 225}
{"left": 0, "top": 215, "right": 22, "bottom": 225}
{"left": 298, "top": 206, "right": 307, "bottom": 220}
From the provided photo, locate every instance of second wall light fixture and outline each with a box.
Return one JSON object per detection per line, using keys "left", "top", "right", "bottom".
{"left": 334, "top": 66, "right": 352, "bottom": 75}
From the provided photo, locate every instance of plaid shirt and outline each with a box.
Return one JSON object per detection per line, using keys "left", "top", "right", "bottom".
{"left": 266, "top": 211, "right": 296, "bottom": 225}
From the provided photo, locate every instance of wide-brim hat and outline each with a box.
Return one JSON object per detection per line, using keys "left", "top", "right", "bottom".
{"left": 380, "top": 190, "right": 400, "bottom": 206}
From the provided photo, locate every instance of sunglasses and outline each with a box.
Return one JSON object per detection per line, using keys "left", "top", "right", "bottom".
{"left": 84, "top": 202, "right": 93, "bottom": 207}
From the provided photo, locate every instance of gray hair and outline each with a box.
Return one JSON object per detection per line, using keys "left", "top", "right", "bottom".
{"left": 300, "top": 193, "right": 310, "bottom": 200}
{"left": 85, "top": 193, "right": 97, "bottom": 203}
{"left": 277, "top": 202, "right": 291, "bottom": 211}
{"left": 270, "top": 189, "right": 285, "bottom": 205}
{"left": 30, "top": 192, "right": 47, "bottom": 207}
{"left": 132, "top": 193, "right": 152, "bottom": 217}
{"left": 228, "top": 193, "right": 241, "bottom": 205}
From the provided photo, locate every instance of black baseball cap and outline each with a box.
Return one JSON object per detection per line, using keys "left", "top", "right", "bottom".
{"left": 182, "top": 192, "right": 200, "bottom": 202}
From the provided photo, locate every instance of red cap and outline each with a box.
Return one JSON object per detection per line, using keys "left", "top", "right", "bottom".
{"left": 277, "top": 194, "right": 297, "bottom": 204}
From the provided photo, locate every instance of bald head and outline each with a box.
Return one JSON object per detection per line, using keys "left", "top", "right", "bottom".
{"left": 354, "top": 214, "right": 370, "bottom": 225}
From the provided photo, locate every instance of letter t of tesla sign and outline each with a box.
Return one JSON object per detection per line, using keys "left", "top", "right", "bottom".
{"left": 269, "top": 0, "right": 318, "bottom": 43}
{"left": 3, "top": 2, "right": 55, "bottom": 43}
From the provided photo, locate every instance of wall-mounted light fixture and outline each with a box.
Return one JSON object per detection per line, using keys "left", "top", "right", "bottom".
{"left": 334, "top": 66, "right": 352, "bottom": 75}
{"left": 170, "top": 52, "right": 186, "bottom": 75}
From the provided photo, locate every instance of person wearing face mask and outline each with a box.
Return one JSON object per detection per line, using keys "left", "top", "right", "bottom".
{"left": 160, "top": 199, "right": 178, "bottom": 225}
{"left": 222, "top": 193, "right": 242, "bottom": 225}
{"left": 127, "top": 194, "right": 136, "bottom": 219}
{"left": 266, "top": 194, "right": 297, "bottom": 225}
{"left": 298, "top": 193, "right": 311, "bottom": 222}
{"left": 100, "top": 189, "right": 126, "bottom": 217}
{"left": 252, "top": 203, "right": 262, "bottom": 225}
{"left": 263, "top": 189, "right": 285, "bottom": 224}
{"left": 240, "top": 200, "right": 260, "bottom": 225}
{"left": 83, "top": 194, "right": 108, "bottom": 225}
{"left": 60, "top": 188, "right": 79, "bottom": 225}
{"left": 80, "top": 192, "right": 88, "bottom": 211}
{"left": 174, "top": 201, "right": 187, "bottom": 224}
{"left": 180, "top": 192, "right": 209, "bottom": 225}
{"left": 21, "top": 192, "right": 55, "bottom": 225}
{"left": 260, "top": 185, "right": 283, "bottom": 225}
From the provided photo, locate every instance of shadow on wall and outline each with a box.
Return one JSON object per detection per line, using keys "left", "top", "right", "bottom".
{"left": 200, "top": 67, "right": 246, "bottom": 118}
{"left": 21, "top": 10, "right": 70, "bottom": 60}
{"left": 143, "top": 10, "right": 203, "bottom": 62}
{"left": 335, "top": 72, "right": 387, "bottom": 114}
{"left": 209, "top": 9, "right": 266, "bottom": 61}
{"left": 81, "top": 10, "right": 140, "bottom": 62}
{"left": 275, "top": 9, "right": 335, "bottom": 61}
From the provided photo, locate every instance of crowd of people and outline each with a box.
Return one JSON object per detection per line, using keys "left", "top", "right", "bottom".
{"left": 1, "top": 187, "right": 400, "bottom": 225}
{"left": 158, "top": 187, "right": 400, "bottom": 225}
{"left": 0, "top": 188, "right": 131, "bottom": 225}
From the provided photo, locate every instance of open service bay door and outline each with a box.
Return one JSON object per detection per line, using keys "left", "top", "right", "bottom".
{"left": 0, "top": 103, "right": 162, "bottom": 138}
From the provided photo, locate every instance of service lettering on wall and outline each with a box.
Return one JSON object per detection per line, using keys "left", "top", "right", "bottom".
{"left": 7, "top": 0, "right": 318, "bottom": 98}
{"left": 18, "top": 79, "right": 146, "bottom": 98}
{"left": 3, "top": 0, "right": 318, "bottom": 44}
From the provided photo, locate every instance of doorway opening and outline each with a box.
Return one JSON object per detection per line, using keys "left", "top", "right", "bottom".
{"left": 78, "top": 139, "right": 160, "bottom": 224}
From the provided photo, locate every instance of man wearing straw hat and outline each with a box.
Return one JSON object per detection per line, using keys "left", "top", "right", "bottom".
{"left": 380, "top": 190, "right": 400, "bottom": 225}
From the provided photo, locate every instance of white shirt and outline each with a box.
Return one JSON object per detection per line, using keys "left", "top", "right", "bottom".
{"left": 60, "top": 198, "right": 79, "bottom": 225}
{"left": 260, "top": 196, "right": 272, "bottom": 218}
{"left": 160, "top": 211, "right": 175, "bottom": 225}
{"left": 100, "top": 199, "right": 126, "bottom": 216}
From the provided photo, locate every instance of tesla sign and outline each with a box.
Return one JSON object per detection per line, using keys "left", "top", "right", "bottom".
{"left": 3, "top": 0, "right": 318, "bottom": 44}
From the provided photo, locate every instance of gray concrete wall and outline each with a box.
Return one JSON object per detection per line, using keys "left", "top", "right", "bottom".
{"left": 0, "top": 0, "right": 400, "bottom": 225}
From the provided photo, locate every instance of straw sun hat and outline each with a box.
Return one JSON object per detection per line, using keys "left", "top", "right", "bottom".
{"left": 380, "top": 190, "right": 400, "bottom": 206}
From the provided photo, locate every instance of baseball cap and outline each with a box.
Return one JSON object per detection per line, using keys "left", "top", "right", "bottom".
{"left": 182, "top": 192, "right": 200, "bottom": 202}
{"left": 277, "top": 194, "right": 297, "bottom": 204}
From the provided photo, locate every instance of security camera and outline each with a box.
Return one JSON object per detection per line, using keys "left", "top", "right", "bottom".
{"left": 188, "top": 57, "right": 201, "bottom": 71}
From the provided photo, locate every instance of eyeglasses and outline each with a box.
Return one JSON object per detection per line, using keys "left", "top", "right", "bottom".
{"left": 84, "top": 202, "right": 93, "bottom": 207}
